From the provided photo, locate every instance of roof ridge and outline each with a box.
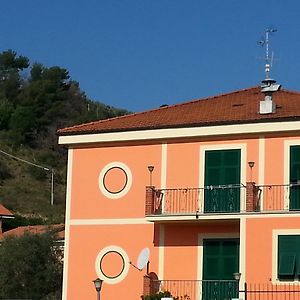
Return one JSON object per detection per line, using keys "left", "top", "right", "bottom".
{"left": 165, "top": 86, "right": 260, "bottom": 108}
{"left": 280, "top": 88, "right": 300, "bottom": 96}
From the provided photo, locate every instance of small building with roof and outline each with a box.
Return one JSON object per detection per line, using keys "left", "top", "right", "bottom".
{"left": 0, "top": 204, "right": 14, "bottom": 234}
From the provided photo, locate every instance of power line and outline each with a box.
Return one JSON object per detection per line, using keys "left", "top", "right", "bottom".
{"left": 0, "top": 149, "right": 50, "bottom": 171}
{"left": 0, "top": 149, "right": 54, "bottom": 205}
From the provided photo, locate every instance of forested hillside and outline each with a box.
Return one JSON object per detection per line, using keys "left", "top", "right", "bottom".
{"left": 0, "top": 50, "right": 128, "bottom": 227}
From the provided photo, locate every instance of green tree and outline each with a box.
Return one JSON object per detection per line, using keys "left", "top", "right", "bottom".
{"left": 0, "top": 50, "right": 29, "bottom": 104}
{"left": 0, "top": 99, "right": 13, "bottom": 129}
{"left": 0, "top": 49, "right": 29, "bottom": 73}
{"left": 0, "top": 232, "right": 63, "bottom": 299}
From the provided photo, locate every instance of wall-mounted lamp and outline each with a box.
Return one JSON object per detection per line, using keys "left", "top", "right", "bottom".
{"left": 233, "top": 272, "right": 242, "bottom": 298}
{"left": 93, "top": 278, "right": 103, "bottom": 300}
{"left": 248, "top": 161, "right": 255, "bottom": 182}
{"left": 233, "top": 272, "right": 242, "bottom": 281}
{"left": 248, "top": 161, "right": 255, "bottom": 168}
{"left": 148, "top": 165, "right": 154, "bottom": 186}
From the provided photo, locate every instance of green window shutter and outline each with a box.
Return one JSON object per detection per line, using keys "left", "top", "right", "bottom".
{"left": 278, "top": 235, "right": 300, "bottom": 278}
{"left": 290, "top": 146, "right": 300, "bottom": 210}
{"left": 278, "top": 254, "right": 296, "bottom": 276}
{"left": 297, "top": 257, "right": 300, "bottom": 275}
{"left": 222, "top": 240, "right": 240, "bottom": 280}
{"left": 204, "top": 150, "right": 241, "bottom": 212}
{"left": 223, "top": 150, "right": 241, "bottom": 185}
{"left": 290, "top": 146, "right": 300, "bottom": 183}
{"left": 203, "top": 239, "right": 239, "bottom": 280}
{"left": 203, "top": 239, "right": 239, "bottom": 300}
{"left": 205, "top": 151, "right": 222, "bottom": 186}
{"left": 204, "top": 257, "right": 221, "bottom": 280}
{"left": 279, "top": 235, "right": 297, "bottom": 252}
{"left": 205, "top": 150, "right": 241, "bottom": 186}
{"left": 203, "top": 240, "right": 221, "bottom": 280}
{"left": 223, "top": 256, "right": 239, "bottom": 279}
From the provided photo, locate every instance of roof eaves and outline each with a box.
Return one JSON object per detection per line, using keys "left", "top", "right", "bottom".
{"left": 57, "top": 115, "right": 300, "bottom": 137}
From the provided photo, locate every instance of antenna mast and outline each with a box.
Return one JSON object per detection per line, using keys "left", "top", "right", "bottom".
{"left": 258, "top": 27, "right": 281, "bottom": 115}
{"left": 258, "top": 27, "right": 277, "bottom": 79}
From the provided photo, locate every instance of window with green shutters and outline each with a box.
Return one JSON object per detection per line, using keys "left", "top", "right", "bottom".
{"left": 203, "top": 239, "right": 239, "bottom": 299}
{"left": 204, "top": 149, "right": 241, "bottom": 212}
{"left": 203, "top": 239, "right": 240, "bottom": 280}
{"left": 278, "top": 235, "right": 300, "bottom": 280}
{"left": 290, "top": 146, "right": 300, "bottom": 210}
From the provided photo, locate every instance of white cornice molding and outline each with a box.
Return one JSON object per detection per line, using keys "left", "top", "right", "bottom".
{"left": 58, "top": 121, "right": 300, "bottom": 146}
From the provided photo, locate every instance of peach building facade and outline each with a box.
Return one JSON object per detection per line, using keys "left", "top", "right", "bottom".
{"left": 59, "top": 84, "right": 300, "bottom": 299}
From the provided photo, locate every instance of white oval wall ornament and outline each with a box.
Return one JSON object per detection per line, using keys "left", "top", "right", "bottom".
{"left": 98, "top": 162, "right": 132, "bottom": 199}
{"left": 95, "top": 245, "right": 130, "bottom": 284}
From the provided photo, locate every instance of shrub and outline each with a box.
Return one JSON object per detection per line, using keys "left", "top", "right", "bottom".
{"left": 0, "top": 159, "right": 11, "bottom": 180}
{"left": 141, "top": 291, "right": 178, "bottom": 300}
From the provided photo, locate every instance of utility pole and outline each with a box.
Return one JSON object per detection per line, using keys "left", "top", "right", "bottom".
{"left": 50, "top": 168, "right": 54, "bottom": 206}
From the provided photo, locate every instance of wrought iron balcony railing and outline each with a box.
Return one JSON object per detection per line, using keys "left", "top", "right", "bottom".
{"left": 144, "top": 279, "right": 300, "bottom": 300}
{"left": 147, "top": 279, "right": 238, "bottom": 300}
{"left": 145, "top": 183, "right": 300, "bottom": 217}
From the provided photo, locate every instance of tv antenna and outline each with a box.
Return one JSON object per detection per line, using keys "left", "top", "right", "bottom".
{"left": 257, "top": 27, "right": 277, "bottom": 79}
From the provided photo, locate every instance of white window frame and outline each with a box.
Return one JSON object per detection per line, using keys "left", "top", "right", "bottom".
{"left": 272, "top": 229, "right": 300, "bottom": 284}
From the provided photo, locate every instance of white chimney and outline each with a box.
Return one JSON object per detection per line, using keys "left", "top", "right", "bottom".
{"left": 259, "top": 78, "right": 281, "bottom": 114}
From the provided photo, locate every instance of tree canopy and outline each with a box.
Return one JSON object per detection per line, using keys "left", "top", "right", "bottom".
{"left": 0, "top": 49, "right": 128, "bottom": 147}
{"left": 0, "top": 232, "right": 63, "bottom": 299}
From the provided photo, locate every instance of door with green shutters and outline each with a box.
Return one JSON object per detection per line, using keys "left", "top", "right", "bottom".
{"left": 204, "top": 149, "right": 241, "bottom": 212}
{"left": 202, "top": 239, "right": 239, "bottom": 300}
{"left": 290, "top": 146, "right": 300, "bottom": 210}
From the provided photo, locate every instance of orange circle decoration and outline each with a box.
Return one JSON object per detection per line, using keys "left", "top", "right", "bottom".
{"left": 99, "top": 162, "right": 132, "bottom": 199}
{"left": 95, "top": 246, "right": 130, "bottom": 284}
{"left": 100, "top": 251, "right": 125, "bottom": 279}
{"left": 103, "top": 167, "right": 127, "bottom": 194}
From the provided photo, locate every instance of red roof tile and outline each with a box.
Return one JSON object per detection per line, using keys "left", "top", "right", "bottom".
{"left": 57, "top": 86, "right": 300, "bottom": 136}
{"left": 0, "top": 204, "right": 13, "bottom": 217}
{"left": 0, "top": 224, "right": 65, "bottom": 240}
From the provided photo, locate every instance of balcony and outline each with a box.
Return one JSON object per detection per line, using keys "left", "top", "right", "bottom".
{"left": 146, "top": 279, "right": 238, "bottom": 300}
{"left": 145, "top": 183, "right": 300, "bottom": 220}
{"left": 143, "top": 278, "right": 300, "bottom": 300}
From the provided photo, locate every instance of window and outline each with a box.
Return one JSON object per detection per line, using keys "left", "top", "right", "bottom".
{"left": 204, "top": 149, "right": 241, "bottom": 213}
{"left": 290, "top": 146, "right": 300, "bottom": 210}
{"left": 278, "top": 235, "right": 300, "bottom": 280}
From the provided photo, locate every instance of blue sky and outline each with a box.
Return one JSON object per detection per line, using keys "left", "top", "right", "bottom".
{"left": 1, "top": 1, "right": 299, "bottom": 112}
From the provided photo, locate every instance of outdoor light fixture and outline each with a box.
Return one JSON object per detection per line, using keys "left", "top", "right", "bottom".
{"left": 93, "top": 278, "right": 103, "bottom": 300}
{"left": 148, "top": 165, "right": 154, "bottom": 172}
{"left": 233, "top": 272, "right": 242, "bottom": 299}
{"left": 233, "top": 272, "right": 242, "bottom": 281}
{"left": 248, "top": 161, "right": 255, "bottom": 182}
{"left": 248, "top": 161, "right": 255, "bottom": 168}
{"left": 148, "top": 165, "right": 155, "bottom": 186}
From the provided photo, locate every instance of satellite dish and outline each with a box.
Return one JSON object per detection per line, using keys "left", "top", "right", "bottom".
{"left": 137, "top": 248, "right": 150, "bottom": 270}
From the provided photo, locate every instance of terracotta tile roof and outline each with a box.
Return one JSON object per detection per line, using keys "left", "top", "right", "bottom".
{"left": 57, "top": 86, "right": 300, "bottom": 135}
{"left": 0, "top": 204, "right": 13, "bottom": 217}
{"left": 0, "top": 224, "right": 65, "bottom": 241}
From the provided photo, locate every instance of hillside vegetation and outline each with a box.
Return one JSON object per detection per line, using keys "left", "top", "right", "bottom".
{"left": 0, "top": 50, "right": 128, "bottom": 226}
